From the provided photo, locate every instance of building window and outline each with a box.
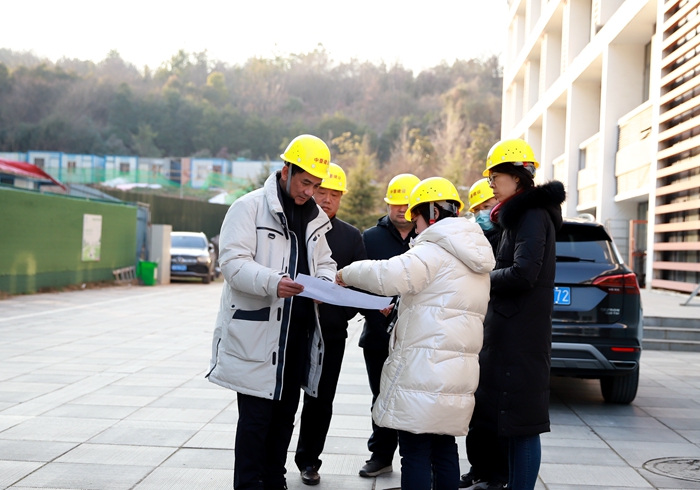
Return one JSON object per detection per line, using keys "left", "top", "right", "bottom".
{"left": 34, "top": 158, "right": 45, "bottom": 169}
{"left": 579, "top": 148, "right": 587, "bottom": 170}
{"left": 643, "top": 41, "right": 651, "bottom": 101}
{"left": 213, "top": 165, "right": 222, "bottom": 174}
{"left": 67, "top": 161, "right": 76, "bottom": 173}
{"left": 119, "top": 163, "right": 130, "bottom": 174}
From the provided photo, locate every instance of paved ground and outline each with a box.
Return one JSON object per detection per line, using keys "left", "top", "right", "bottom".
{"left": 0, "top": 282, "right": 699, "bottom": 489}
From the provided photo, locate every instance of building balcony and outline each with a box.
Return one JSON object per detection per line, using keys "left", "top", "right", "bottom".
{"left": 615, "top": 101, "right": 653, "bottom": 201}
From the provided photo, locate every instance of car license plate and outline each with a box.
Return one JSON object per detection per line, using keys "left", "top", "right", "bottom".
{"left": 554, "top": 287, "right": 571, "bottom": 305}
{"left": 171, "top": 264, "right": 187, "bottom": 271}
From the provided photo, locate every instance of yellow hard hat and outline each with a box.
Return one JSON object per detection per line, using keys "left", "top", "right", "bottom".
{"left": 280, "top": 134, "right": 331, "bottom": 179}
{"left": 320, "top": 163, "right": 347, "bottom": 194}
{"left": 384, "top": 174, "right": 421, "bottom": 205}
{"left": 468, "top": 178, "right": 495, "bottom": 212}
{"left": 404, "top": 177, "right": 464, "bottom": 221}
{"left": 483, "top": 139, "right": 540, "bottom": 177}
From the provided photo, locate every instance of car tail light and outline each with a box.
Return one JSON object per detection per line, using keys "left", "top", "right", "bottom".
{"left": 611, "top": 347, "right": 640, "bottom": 352}
{"left": 592, "top": 273, "right": 640, "bottom": 294}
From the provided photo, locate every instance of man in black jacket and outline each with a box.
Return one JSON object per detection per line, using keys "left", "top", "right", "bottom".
{"left": 295, "top": 163, "right": 367, "bottom": 486}
{"left": 357, "top": 173, "right": 420, "bottom": 478}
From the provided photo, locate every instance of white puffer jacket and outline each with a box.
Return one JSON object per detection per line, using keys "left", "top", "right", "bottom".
{"left": 207, "top": 171, "right": 336, "bottom": 400}
{"left": 340, "top": 218, "right": 495, "bottom": 436}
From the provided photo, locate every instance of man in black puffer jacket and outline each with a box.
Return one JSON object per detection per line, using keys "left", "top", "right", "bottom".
{"left": 357, "top": 173, "right": 419, "bottom": 478}
{"left": 295, "top": 164, "right": 367, "bottom": 486}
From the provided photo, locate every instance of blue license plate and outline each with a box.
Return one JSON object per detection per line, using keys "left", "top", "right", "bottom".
{"left": 554, "top": 287, "right": 571, "bottom": 305}
{"left": 171, "top": 264, "right": 187, "bottom": 271}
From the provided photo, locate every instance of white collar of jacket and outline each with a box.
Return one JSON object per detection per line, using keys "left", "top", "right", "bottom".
{"left": 414, "top": 217, "right": 495, "bottom": 274}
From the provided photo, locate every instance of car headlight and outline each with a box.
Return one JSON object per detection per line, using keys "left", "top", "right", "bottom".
{"left": 197, "top": 255, "right": 211, "bottom": 264}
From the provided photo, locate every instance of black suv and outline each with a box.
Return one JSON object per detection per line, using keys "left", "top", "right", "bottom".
{"left": 551, "top": 217, "right": 643, "bottom": 404}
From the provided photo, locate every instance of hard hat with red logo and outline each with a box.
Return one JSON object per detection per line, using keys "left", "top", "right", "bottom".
{"left": 320, "top": 163, "right": 348, "bottom": 194}
{"left": 468, "top": 178, "right": 496, "bottom": 212}
{"left": 280, "top": 134, "right": 331, "bottom": 179}
{"left": 384, "top": 174, "right": 421, "bottom": 205}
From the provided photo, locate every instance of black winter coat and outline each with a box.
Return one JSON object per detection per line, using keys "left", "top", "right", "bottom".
{"left": 473, "top": 181, "right": 565, "bottom": 438}
{"left": 359, "top": 215, "right": 415, "bottom": 349}
{"left": 318, "top": 216, "right": 367, "bottom": 340}
{"left": 483, "top": 223, "right": 502, "bottom": 254}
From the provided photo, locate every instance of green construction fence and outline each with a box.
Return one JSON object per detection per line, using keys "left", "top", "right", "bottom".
{"left": 0, "top": 186, "right": 138, "bottom": 294}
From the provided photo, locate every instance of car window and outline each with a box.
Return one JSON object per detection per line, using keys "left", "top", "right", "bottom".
{"left": 555, "top": 225, "right": 620, "bottom": 264}
{"left": 171, "top": 236, "right": 207, "bottom": 249}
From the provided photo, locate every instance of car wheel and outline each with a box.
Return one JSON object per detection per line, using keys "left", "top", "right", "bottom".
{"left": 202, "top": 273, "right": 211, "bottom": 284}
{"left": 600, "top": 367, "right": 639, "bottom": 404}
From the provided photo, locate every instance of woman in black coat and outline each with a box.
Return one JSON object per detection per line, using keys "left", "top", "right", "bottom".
{"left": 472, "top": 139, "right": 565, "bottom": 490}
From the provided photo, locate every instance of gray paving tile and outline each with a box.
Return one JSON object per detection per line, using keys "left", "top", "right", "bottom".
{"left": 287, "top": 473, "right": 375, "bottom": 489}
{"left": 541, "top": 446, "right": 628, "bottom": 466}
{"left": 539, "top": 463, "right": 653, "bottom": 487}
{"left": 71, "top": 394, "right": 159, "bottom": 407}
{"left": 131, "top": 467, "right": 231, "bottom": 489}
{"left": 42, "top": 403, "right": 139, "bottom": 419}
{"left": 0, "top": 415, "right": 31, "bottom": 432}
{"left": 0, "top": 461, "right": 45, "bottom": 487}
{"left": 0, "top": 440, "right": 76, "bottom": 462}
{"left": 13, "top": 462, "right": 152, "bottom": 489}
{"left": 0, "top": 417, "right": 114, "bottom": 443}
{"left": 577, "top": 414, "right": 667, "bottom": 429}
{"left": 88, "top": 426, "right": 198, "bottom": 447}
{"left": 605, "top": 440, "right": 700, "bottom": 467}
{"left": 148, "top": 396, "right": 232, "bottom": 410}
{"left": 183, "top": 430, "right": 234, "bottom": 450}
{"left": 56, "top": 443, "right": 176, "bottom": 466}
{"left": 591, "top": 426, "right": 688, "bottom": 443}
{"left": 546, "top": 424, "right": 602, "bottom": 440}
{"left": 161, "top": 448, "right": 232, "bottom": 470}
{"left": 208, "top": 409, "right": 239, "bottom": 425}
{"left": 545, "top": 486, "right": 659, "bottom": 490}
{"left": 637, "top": 467, "right": 700, "bottom": 489}
{"left": 126, "top": 407, "right": 220, "bottom": 424}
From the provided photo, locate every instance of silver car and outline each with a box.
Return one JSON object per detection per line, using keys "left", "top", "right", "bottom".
{"left": 170, "top": 232, "right": 217, "bottom": 284}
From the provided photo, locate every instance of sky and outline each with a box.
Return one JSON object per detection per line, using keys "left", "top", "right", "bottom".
{"left": 0, "top": 1, "right": 509, "bottom": 73}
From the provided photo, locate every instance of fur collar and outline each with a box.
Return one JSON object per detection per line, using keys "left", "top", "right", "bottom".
{"left": 499, "top": 181, "right": 566, "bottom": 230}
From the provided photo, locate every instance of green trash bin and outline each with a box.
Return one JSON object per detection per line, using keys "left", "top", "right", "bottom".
{"left": 138, "top": 261, "right": 158, "bottom": 286}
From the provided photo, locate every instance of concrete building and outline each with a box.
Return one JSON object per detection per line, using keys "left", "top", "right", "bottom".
{"left": 501, "top": 0, "right": 700, "bottom": 293}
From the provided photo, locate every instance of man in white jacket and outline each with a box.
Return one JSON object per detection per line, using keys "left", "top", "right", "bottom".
{"left": 207, "top": 134, "right": 337, "bottom": 490}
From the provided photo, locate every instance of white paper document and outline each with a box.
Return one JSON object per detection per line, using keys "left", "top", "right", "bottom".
{"left": 295, "top": 274, "right": 392, "bottom": 310}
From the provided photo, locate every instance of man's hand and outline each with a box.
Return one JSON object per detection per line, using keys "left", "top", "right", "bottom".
{"left": 277, "top": 276, "right": 304, "bottom": 298}
{"left": 380, "top": 304, "right": 394, "bottom": 317}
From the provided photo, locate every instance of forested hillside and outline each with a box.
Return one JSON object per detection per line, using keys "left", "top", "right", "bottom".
{"left": 0, "top": 48, "right": 502, "bottom": 226}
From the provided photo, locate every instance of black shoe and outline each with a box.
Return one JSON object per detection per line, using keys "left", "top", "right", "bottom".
{"left": 300, "top": 466, "right": 320, "bottom": 486}
{"left": 459, "top": 471, "right": 487, "bottom": 489}
{"left": 485, "top": 482, "right": 507, "bottom": 490}
{"left": 359, "top": 459, "right": 392, "bottom": 477}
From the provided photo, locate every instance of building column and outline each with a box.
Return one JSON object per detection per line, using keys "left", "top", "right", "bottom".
{"left": 565, "top": 82, "right": 600, "bottom": 217}
{"left": 597, "top": 43, "right": 646, "bottom": 225}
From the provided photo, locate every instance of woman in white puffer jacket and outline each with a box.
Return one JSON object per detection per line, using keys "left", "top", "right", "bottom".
{"left": 337, "top": 177, "right": 495, "bottom": 490}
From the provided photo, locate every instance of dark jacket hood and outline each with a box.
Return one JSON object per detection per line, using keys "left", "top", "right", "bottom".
{"left": 499, "top": 181, "right": 566, "bottom": 231}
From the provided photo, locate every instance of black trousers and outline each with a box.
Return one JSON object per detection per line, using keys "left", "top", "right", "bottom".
{"left": 363, "top": 347, "right": 398, "bottom": 464}
{"left": 465, "top": 425, "right": 509, "bottom": 485}
{"left": 295, "top": 339, "right": 346, "bottom": 470}
{"left": 234, "top": 330, "right": 305, "bottom": 490}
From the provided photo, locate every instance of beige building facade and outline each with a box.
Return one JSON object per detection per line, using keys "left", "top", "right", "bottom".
{"left": 502, "top": 0, "right": 700, "bottom": 293}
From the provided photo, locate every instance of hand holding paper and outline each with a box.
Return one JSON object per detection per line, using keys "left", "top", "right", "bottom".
{"left": 295, "top": 274, "right": 392, "bottom": 310}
